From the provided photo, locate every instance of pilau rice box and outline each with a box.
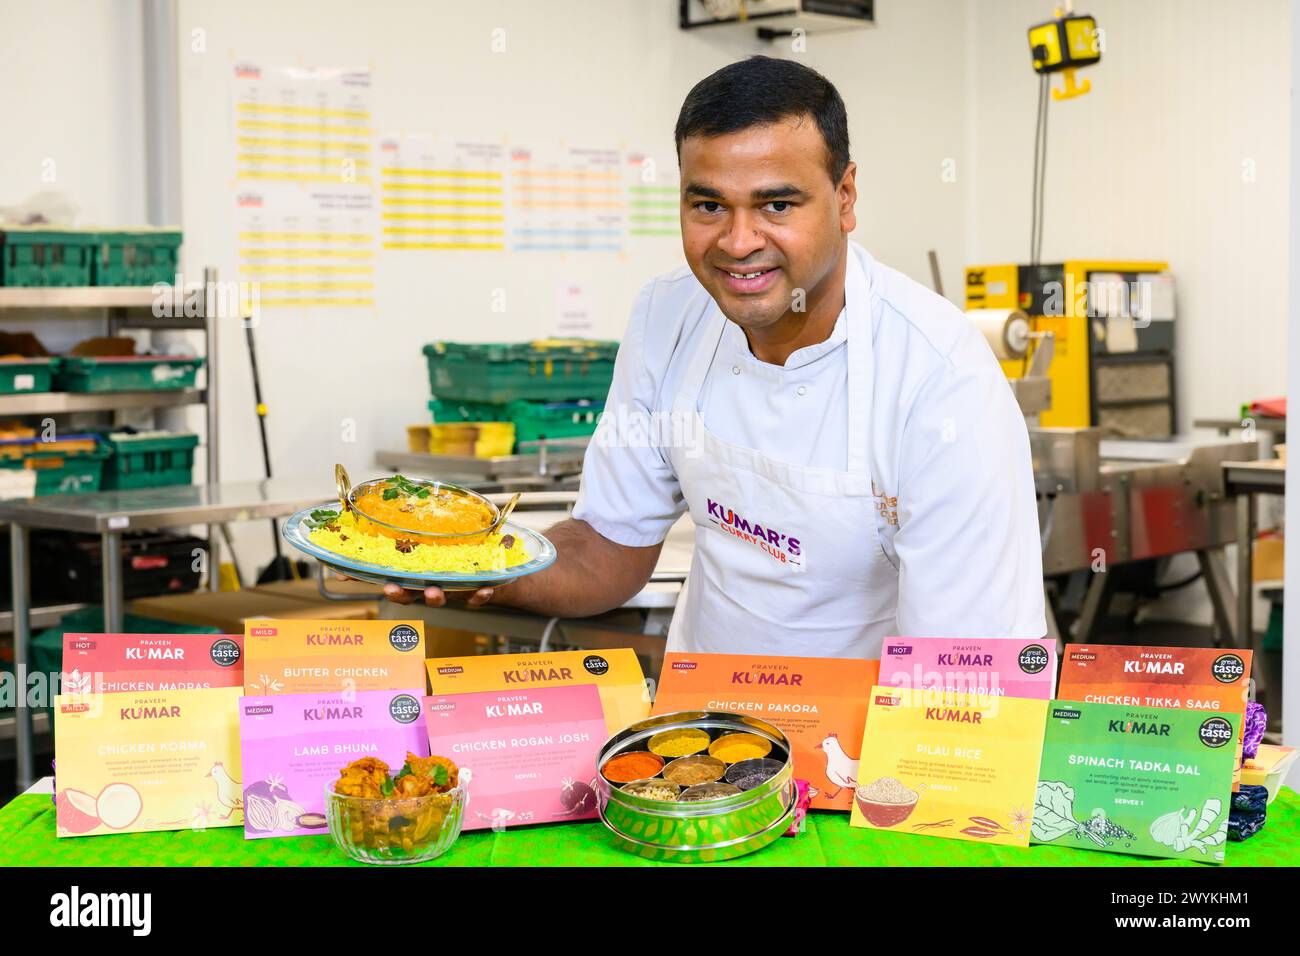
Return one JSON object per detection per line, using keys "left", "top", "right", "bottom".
{"left": 60, "top": 633, "right": 243, "bottom": 695}
{"left": 426, "top": 649, "right": 648, "bottom": 734}
{"left": 652, "top": 652, "right": 880, "bottom": 811}
{"left": 1056, "top": 645, "right": 1252, "bottom": 789}
{"left": 54, "top": 686, "right": 242, "bottom": 837}
{"left": 239, "top": 688, "right": 430, "bottom": 839}
{"left": 243, "top": 620, "right": 427, "bottom": 695}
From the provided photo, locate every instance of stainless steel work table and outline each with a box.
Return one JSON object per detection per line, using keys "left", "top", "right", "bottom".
{"left": 1222, "top": 459, "right": 1285, "bottom": 672}
{"left": 0, "top": 479, "right": 333, "bottom": 790}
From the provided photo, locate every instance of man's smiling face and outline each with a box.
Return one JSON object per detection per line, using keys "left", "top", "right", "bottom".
{"left": 679, "top": 115, "right": 857, "bottom": 333}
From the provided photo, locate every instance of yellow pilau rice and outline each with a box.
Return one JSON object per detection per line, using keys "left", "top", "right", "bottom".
{"left": 308, "top": 511, "right": 530, "bottom": 573}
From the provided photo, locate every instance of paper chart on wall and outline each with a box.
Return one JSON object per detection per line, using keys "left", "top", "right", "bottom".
{"left": 230, "top": 61, "right": 376, "bottom": 312}
{"left": 624, "top": 151, "right": 680, "bottom": 241}
{"left": 507, "top": 144, "right": 625, "bottom": 253}
{"left": 378, "top": 136, "right": 507, "bottom": 251}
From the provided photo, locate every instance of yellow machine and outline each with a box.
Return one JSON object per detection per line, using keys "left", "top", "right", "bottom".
{"left": 1028, "top": 6, "right": 1101, "bottom": 100}
{"left": 966, "top": 260, "right": 1172, "bottom": 432}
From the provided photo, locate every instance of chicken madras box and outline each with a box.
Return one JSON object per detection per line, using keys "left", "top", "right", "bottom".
{"left": 879, "top": 637, "right": 1057, "bottom": 700}
{"left": 850, "top": 686, "right": 1047, "bottom": 847}
{"left": 242, "top": 620, "right": 426, "bottom": 695}
{"left": 238, "top": 688, "right": 429, "bottom": 839}
{"left": 60, "top": 633, "right": 243, "bottom": 695}
{"left": 1056, "top": 645, "right": 1252, "bottom": 789}
{"left": 53, "top": 686, "right": 242, "bottom": 837}
{"left": 425, "top": 685, "right": 607, "bottom": 831}
{"left": 1033, "top": 700, "right": 1239, "bottom": 864}
{"left": 652, "top": 652, "right": 879, "bottom": 811}
{"left": 426, "top": 649, "right": 648, "bottom": 735}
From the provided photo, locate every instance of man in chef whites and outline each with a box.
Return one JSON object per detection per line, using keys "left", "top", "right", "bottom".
{"left": 387, "top": 56, "right": 1046, "bottom": 658}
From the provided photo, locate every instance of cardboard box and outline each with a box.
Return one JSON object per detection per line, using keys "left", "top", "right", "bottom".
{"left": 132, "top": 588, "right": 374, "bottom": 633}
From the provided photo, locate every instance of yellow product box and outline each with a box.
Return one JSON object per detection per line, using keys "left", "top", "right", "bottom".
{"left": 243, "top": 620, "right": 427, "bottom": 695}
{"left": 427, "top": 649, "right": 649, "bottom": 734}
{"left": 850, "top": 685, "right": 1047, "bottom": 848}
{"left": 53, "top": 686, "right": 243, "bottom": 837}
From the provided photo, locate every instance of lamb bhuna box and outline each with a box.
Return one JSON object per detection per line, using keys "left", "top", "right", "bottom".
{"left": 242, "top": 620, "right": 427, "bottom": 695}
{"left": 426, "top": 649, "right": 648, "bottom": 734}
{"left": 54, "top": 686, "right": 243, "bottom": 837}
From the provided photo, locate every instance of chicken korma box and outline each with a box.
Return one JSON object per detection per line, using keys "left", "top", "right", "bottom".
{"left": 1056, "top": 645, "right": 1252, "bottom": 788}
{"left": 652, "top": 653, "right": 879, "bottom": 811}
{"left": 60, "top": 633, "right": 243, "bottom": 695}
{"left": 54, "top": 686, "right": 242, "bottom": 837}
{"left": 850, "top": 686, "right": 1047, "bottom": 847}
{"left": 239, "top": 688, "right": 429, "bottom": 839}
{"left": 879, "top": 637, "right": 1056, "bottom": 700}
{"left": 243, "top": 620, "right": 426, "bottom": 695}
{"left": 426, "top": 649, "right": 648, "bottom": 734}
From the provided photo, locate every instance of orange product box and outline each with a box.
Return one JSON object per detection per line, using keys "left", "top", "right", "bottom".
{"left": 652, "top": 653, "right": 880, "bottom": 811}
{"left": 242, "top": 620, "right": 427, "bottom": 695}
{"left": 1057, "top": 645, "right": 1253, "bottom": 789}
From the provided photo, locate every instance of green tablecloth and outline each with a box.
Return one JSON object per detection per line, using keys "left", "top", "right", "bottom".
{"left": 2, "top": 788, "right": 1297, "bottom": 867}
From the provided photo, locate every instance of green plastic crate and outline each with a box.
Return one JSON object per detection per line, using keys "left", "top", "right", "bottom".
{"left": 0, "top": 445, "right": 109, "bottom": 496}
{"left": 428, "top": 397, "right": 603, "bottom": 452}
{"left": 99, "top": 430, "right": 198, "bottom": 490}
{"left": 54, "top": 355, "right": 203, "bottom": 393}
{"left": 92, "top": 228, "right": 182, "bottom": 286}
{"left": 0, "top": 357, "right": 55, "bottom": 394}
{"left": 0, "top": 229, "right": 97, "bottom": 286}
{"left": 424, "top": 338, "right": 618, "bottom": 403}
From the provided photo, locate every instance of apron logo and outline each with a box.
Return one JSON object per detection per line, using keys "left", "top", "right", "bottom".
{"left": 705, "top": 498, "right": 803, "bottom": 568}
{"left": 872, "top": 480, "right": 899, "bottom": 526}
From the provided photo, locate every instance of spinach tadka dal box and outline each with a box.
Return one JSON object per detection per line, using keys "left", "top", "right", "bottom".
{"left": 1034, "top": 701, "right": 1239, "bottom": 864}
{"left": 243, "top": 620, "right": 427, "bottom": 695}
{"left": 426, "top": 649, "right": 648, "bottom": 734}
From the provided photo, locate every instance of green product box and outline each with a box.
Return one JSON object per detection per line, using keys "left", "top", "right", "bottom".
{"left": 1033, "top": 700, "right": 1239, "bottom": 863}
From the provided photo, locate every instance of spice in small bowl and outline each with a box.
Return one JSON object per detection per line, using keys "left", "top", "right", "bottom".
{"left": 621, "top": 779, "right": 680, "bottom": 802}
{"left": 724, "top": 757, "right": 784, "bottom": 791}
{"left": 601, "top": 750, "right": 665, "bottom": 784}
{"left": 708, "top": 732, "right": 773, "bottom": 764}
{"left": 679, "top": 782, "right": 742, "bottom": 802}
{"left": 662, "top": 754, "right": 726, "bottom": 787}
{"left": 854, "top": 776, "right": 920, "bottom": 827}
{"left": 648, "top": 728, "right": 710, "bottom": 758}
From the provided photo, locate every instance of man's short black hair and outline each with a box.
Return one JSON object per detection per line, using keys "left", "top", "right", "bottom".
{"left": 674, "top": 55, "right": 850, "bottom": 182}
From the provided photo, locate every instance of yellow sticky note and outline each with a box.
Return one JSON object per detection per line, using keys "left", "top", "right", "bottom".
{"left": 54, "top": 687, "right": 242, "bottom": 837}
{"left": 850, "top": 685, "right": 1047, "bottom": 847}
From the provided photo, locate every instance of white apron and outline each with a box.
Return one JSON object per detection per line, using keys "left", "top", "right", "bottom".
{"left": 665, "top": 254, "right": 897, "bottom": 658}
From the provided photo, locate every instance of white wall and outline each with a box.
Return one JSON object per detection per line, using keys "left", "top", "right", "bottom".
{"left": 172, "top": 0, "right": 971, "bottom": 574}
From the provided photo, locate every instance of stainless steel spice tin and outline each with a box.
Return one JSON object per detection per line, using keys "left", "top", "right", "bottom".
{"left": 595, "top": 710, "right": 796, "bottom": 863}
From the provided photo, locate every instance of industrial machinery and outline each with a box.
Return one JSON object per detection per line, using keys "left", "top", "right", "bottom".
{"left": 967, "top": 260, "right": 1176, "bottom": 437}
{"left": 1027, "top": 5, "right": 1102, "bottom": 101}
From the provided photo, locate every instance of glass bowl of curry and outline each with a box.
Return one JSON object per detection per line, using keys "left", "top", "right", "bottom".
{"left": 343, "top": 470, "right": 500, "bottom": 547}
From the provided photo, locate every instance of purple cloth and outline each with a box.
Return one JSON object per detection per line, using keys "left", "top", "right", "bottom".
{"left": 1243, "top": 701, "right": 1267, "bottom": 760}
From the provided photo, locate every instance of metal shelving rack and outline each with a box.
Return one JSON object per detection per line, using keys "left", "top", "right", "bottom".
{"left": 0, "top": 271, "right": 221, "bottom": 763}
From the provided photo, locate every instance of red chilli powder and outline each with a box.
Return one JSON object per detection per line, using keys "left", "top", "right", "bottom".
{"left": 602, "top": 751, "right": 664, "bottom": 784}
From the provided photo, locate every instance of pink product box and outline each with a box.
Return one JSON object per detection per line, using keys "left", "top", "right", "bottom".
{"left": 424, "top": 685, "right": 607, "bottom": 832}
{"left": 238, "top": 688, "right": 429, "bottom": 839}
{"left": 879, "top": 637, "right": 1058, "bottom": 700}
{"left": 60, "top": 633, "right": 243, "bottom": 693}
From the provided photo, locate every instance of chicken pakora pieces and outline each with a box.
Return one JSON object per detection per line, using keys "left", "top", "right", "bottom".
{"left": 401, "top": 752, "right": 459, "bottom": 792}
{"left": 334, "top": 756, "right": 391, "bottom": 798}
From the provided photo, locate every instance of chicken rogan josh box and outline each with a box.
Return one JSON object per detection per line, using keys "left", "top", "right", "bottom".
{"left": 652, "top": 653, "right": 880, "bottom": 811}
{"left": 243, "top": 620, "right": 427, "bottom": 695}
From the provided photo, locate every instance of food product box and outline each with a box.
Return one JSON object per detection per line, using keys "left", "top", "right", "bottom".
{"left": 651, "top": 652, "right": 879, "bottom": 811}
{"left": 424, "top": 685, "right": 607, "bottom": 831}
{"left": 59, "top": 633, "right": 242, "bottom": 695}
{"left": 1240, "top": 744, "right": 1298, "bottom": 803}
{"left": 1034, "top": 700, "right": 1239, "bottom": 863}
{"left": 239, "top": 688, "right": 430, "bottom": 839}
{"left": 53, "top": 686, "right": 242, "bottom": 837}
{"left": 243, "top": 620, "right": 426, "bottom": 695}
{"left": 1057, "top": 645, "right": 1251, "bottom": 789}
{"left": 879, "top": 637, "right": 1057, "bottom": 700}
{"left": 850, "top": 686, "right": 1047, "bottom": 847}
{"left": 426, "top": 649, "right": 647, "bottom": 734}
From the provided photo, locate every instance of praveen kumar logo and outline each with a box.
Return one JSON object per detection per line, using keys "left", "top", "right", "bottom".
{"left": 50, "top": 886, "right": 151, "bottom": 936}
